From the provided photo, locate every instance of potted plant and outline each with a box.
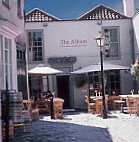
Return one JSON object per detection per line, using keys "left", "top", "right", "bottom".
{"left": 74, "top": 74, "right": 88, "bottom": 88}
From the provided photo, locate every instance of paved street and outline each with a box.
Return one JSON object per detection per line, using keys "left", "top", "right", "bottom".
{"left": 11, "top": 111, "right": 139, "bottom": 142}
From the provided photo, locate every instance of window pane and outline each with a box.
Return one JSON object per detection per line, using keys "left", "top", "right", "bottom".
{"left": 103, "top": 27, "right": 119, "bottom": 59}
{"left": 38, "top": 37, "right": 42, "bottom": 41}
{"left": 38, "top": 47, "right": 42, "bottom": 51}
{"left": 33, "top": 42, "right": 37, "bottom": 46}
{"left": 10, "top": 65, "right": 12, "bottom": 89}
{"left": 37, "top": 32, "right": 42, "bottom": 37}
{"left": 5, "top": 38, "right": 8, "bottom": 49}
{"left": 9, "top": 39, "right": 12, "bottom": 64}
{"left": 38, "top": 42, "right": 42, "bottom": 46}
{"left": 109, "top": 43, "right": 118, "bottom": 57}
{"left": 5, "top": 50, "right": 8, "bottom": 63}
{"left": 0, "top": 35, "right": 3, "bottom": 63}
{"left": 110, "top": 29, "right": 117, "bottom": 42}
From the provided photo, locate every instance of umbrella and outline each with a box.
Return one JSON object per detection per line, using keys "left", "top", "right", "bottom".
{"left": 71, "top": 62, "right": 130, "bottom": 74}
{"left": 28, "top": 64, "right": 63, "bottom": 91}
{"left": 28, "top": 64, "right": 63, "bottom": 75}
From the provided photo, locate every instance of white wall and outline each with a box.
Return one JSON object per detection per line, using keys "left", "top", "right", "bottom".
{"left": 0, "top": 0, "right": 25, "bottom": 90}
{"left": 133, "top": 13, "right": 139, "bottom": 59}
{"left": 0, "top": 1, "right": 26, "bottom": 140}
{"left": 0, "top": 0, "right": 25, "bottom": 45}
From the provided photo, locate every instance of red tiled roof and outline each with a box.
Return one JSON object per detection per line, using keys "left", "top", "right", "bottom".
{"left": 25, "top": 8, "right": 60, "bottom": 22}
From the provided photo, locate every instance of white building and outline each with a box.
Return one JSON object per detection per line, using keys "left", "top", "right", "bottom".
{"left": 133, "top": 12, "right": 139, "bottom": 59}
{"left": 25, "top": 0, "right": 136, "bottom": 110}
{"left": 0, "top": 0, "right": 26, "bottom": 140}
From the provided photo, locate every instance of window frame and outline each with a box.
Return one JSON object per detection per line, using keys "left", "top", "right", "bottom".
{"left": 102, "top": 26, "right": 120, "bottom": 60}
{"left": 27, "top": 29, "right": 44, "bottom": 62}
{"left": 88, "top": 70, "right": 121, "bottom": 96}
{"left": 1, "top": 36, "right": 13, "bottom": 89}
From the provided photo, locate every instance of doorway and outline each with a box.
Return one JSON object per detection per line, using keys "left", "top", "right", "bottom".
{"left": 57, "top": 75, "right": 70, "bottom": 108}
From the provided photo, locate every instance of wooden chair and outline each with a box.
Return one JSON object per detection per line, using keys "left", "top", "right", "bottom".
{"left": 23, "top": 100, "right": 39, "bottom": 121}
{"left": 108, "top": 96, "right": 120, "bottom": 110}
{"left": 133, "top": 98, "right": 139, "bottom": 116}
{"left": 126, "top": 97, "right": 134, "bottom": 115}
{"left": 95, "top": 98, "right": 103, "bottom": 116}
{"left": 95, "top": 95, "right": 109, "bottom": 117}
{"left": 34, "top": 100, "right": 50, "bottom": 114}
{"left": 105, "top": 95, "right": 109, "bottom": 113}
{"left": 85, "top": 95, "right": 96, "bottom": 114}
{"left": 53, "top": 99, "right": 64, "bottom": 119}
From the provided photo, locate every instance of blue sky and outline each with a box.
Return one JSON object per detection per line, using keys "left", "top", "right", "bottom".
{"left": 25, "top": 0, "right": 139, "bottom": 20}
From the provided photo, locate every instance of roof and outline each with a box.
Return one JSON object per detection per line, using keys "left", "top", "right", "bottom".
{"left": 133, "top": 11, "right": 139, "bottom": 19}
{"left": 25, "top": 8, "right": 60, "bottom": 22}
{"left": 78, "top": 4, "right": 129, "bottom": 20}
{"left": 25, "top": 5, "right": 130, "bottom": 22}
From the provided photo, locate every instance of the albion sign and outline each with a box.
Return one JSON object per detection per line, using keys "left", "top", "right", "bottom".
{"left": 60, "top": 39, "right": 88, "bottom": 47}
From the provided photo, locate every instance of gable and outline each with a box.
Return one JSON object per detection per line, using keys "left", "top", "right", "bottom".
{"left": 78, "top": 5, "right": 129, "bottom": 20}
{"left": 25, "top": 8, "right": 60, "bottom": 22}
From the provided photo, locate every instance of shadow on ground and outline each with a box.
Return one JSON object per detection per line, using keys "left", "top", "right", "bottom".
{"left": 11, "top": 113, "right": 113, "bottom": 142}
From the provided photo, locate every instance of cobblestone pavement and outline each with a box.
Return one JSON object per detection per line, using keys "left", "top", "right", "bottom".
{"left": 11, "top": 112, "right": 112, "bottom": 142}
{"left": 11, "top": 111, "right": 139, "bottom": 142}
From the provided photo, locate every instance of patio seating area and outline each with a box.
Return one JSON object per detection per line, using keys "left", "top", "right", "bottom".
{"left": 85, "top": 94, "right": 139, "bottom": 117}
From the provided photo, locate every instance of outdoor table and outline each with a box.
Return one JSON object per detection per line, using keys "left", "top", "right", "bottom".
{"left": 119, "top": 94, "right": 139, "bottom": 99}
{"left": 119, "top": 94, "right": 139, "bottom": 114}
{"left": 90, "top": 96, "right": 102, "bottom": 100}
{"left": 113, "top": 100, "right": 125, "bottom": 112}
{"left": 89, "top": 96, "right": 96, "bottom": 99}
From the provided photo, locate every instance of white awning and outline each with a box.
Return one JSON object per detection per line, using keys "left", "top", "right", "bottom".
{"left": 71, "top": 62, "right": 130, "bottom": 74}
{"left": 28, "top": 64, "right": 63, "bottom": 76}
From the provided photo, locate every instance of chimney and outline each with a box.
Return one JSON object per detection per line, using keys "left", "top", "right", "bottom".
{"left": 123, "top": 0, "right": 135, "bottom": 17}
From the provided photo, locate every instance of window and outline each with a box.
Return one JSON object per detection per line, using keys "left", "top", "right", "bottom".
{"left": 29, "top": 76, "right": 43, "bottom": 99}
{"left": 102, "top": 27, "right": 120, "bottom": 59}
{"left": 2, "top": 0, "right": 10, "bottom": 9}
{"left": 17, "top": 0, "right": 22, "bottom": 17}
{"left": 88, "top": 72, "right": 101, "bottom": 96}
{"left": 17, "top": 50, "right": 25, "bottom": 60}
{"left": 27, "top": 30, "right": 43, "bottom": 62}
{"left": 105, "top": 70, "right": 120, "bottom": 95}
{"left": 1, "top": 36, "right": 12, "bottom": 89}
{"left": 88, "top": 70, "right": 121, "bottom": 96}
